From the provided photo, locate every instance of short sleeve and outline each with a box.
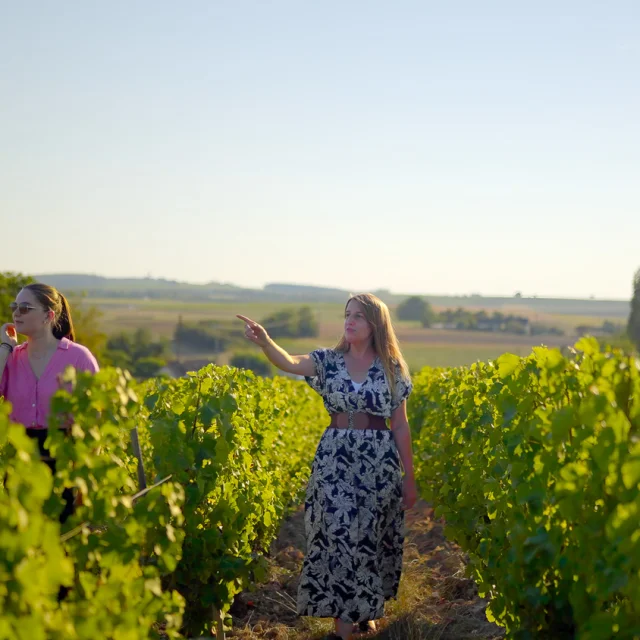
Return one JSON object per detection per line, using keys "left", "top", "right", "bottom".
{"left": 76, "top": 347, "right": 100, "bottom": 374}
{"left": 304, "top": 348, "right": 328, "bottom": 395}
{"left": 390, "top": 364, "right": 412, "bottom": 412}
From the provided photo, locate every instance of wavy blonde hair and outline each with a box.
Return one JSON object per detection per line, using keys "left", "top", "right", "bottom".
{"left": 334, "top": 293, "right": 410, "bottom": 395}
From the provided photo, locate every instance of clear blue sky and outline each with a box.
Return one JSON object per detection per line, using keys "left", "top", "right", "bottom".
{"left": 1, "top": 1, "right": 638, "bottom": 299}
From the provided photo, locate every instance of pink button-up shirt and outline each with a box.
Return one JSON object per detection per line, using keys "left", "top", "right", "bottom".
{"left": 0, "top": 338, "right": 99, "bottom": 428}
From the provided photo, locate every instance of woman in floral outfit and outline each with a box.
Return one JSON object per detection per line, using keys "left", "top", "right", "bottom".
{"left": 238, "top": 293, "right": 417, "bottom": 640}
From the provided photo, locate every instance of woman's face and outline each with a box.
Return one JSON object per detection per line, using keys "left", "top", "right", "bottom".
{"left": 344, "top": 299, "right": 373, "bottom": 346}
{"left": 12, "top": 289, "right": 51, "bottom": 337}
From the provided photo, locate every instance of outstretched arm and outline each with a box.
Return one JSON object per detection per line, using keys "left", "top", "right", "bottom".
{"left": 236, "top": 315, "right": 317, "bottom": 377}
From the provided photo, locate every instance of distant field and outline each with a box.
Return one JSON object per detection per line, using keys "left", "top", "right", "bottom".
{"left": 86, "top": 298, "right": 623, "bottom": 338}
{"left": 80, "top": 297, "right": 610, "bottom": 371}
{"left": 85, "top": 298, "right": 344, "bottom": 337}
{"left": 178, "top": 339, "right": 556, "bottom": 373}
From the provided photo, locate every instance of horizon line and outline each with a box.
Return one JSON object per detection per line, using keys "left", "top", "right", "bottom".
{"left": 30, "top": 271, "right": 632, "bottom": 304}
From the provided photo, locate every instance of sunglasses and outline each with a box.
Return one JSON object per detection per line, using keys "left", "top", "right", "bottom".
{"left": 9, "top": 302, "right": 39, "bottom": 315}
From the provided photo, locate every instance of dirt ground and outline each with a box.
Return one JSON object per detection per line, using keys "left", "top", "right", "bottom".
{"left": 225, "top": 501, "right": 504, "bottom": 640}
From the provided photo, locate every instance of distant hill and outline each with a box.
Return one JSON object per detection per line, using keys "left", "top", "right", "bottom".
{"left": 35, "top": 273, "right": 239, "bottom": 291}
{"left": 35, "top": 273, "right": 250, "bottom": 301}
{"left": 35, "top": 274, "right": 356, "bottom": 303}
{"left": 33, "top": 273, "right": 630, "bottom": 317}
{"left": 264, "top": 283, "right": 355, "bottom": 302}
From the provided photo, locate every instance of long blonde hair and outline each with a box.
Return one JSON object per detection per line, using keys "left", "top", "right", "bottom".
{"left": 334, "top": 293, "right": 410, "bottom": 395}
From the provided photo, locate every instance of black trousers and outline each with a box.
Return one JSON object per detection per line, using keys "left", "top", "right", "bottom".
{"left": 4, "top": 429, "right": 76, "bottom": 601}
{"left": 25, "top": 428, "right": 76, "bottom": 524}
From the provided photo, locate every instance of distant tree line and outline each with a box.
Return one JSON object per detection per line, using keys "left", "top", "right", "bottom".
{"left": 396, "top": 296, "right": 436, "bottom": 327}
{"left": 104, "top": 328, "right": 170, "bottom": 379}
{"left": 174, "top": 306, "right": 319, "bottom": 355}
{"left": 576, "top": 320, "right": 625, "bottom": 338}
{"left": 174, "top": 318, "right": 241, "bottom": 354}
{"left": 395, "top": 296, "right": 563, "bottom": 336}
{"left": 260, "top": 306, "right": 318, "bottom": 339}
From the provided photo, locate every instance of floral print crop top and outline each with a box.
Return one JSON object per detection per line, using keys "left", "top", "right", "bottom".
{"left": 304, "top": 348, "right": 412, "bottom": 418}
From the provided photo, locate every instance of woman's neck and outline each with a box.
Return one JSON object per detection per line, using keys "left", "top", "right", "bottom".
{"left": 27, "top": 330, "right": 59, "bottom": 355}
{"left": 347, "top": 341, "right": 376, "bottom": 360}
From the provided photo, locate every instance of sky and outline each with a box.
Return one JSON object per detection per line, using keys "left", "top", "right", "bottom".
{"left": 1, "top": 1, "right": 638, "bottom": 299}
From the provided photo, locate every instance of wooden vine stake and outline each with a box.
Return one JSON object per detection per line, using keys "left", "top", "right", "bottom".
{"left": 212, "top": 605, "right": 225, "bottom": 640}
{"left": 130, "top": 427, "right": 147, "bottom": 491}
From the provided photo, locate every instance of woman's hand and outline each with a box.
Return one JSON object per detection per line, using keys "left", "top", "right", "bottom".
{"left": 1, "top": 323, "right": 18, "bottom": 349}
{"left": 402, "top": 475, "right": 418, "bottom": 511}
{"left": 236, "top": 315, "right": 271, "bottom": 348}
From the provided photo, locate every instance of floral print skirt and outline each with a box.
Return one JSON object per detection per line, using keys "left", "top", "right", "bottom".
{"left": 296, "top": 428, "right": 405, "bottom": 623}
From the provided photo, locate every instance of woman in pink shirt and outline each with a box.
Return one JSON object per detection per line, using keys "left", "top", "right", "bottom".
{"left": 0, "top": 283, "right": 99, "bottom": 521}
